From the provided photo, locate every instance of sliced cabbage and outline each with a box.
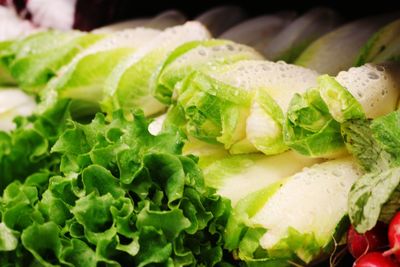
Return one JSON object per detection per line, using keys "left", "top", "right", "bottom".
{"left": 165, "top": 60, "right": 318, "bottom": 155}
{"left": 295, "top": 14, "right": 398, "bottom": 75}
{"left": 356, "top": 18, "right": 400, "bottom": 65}
{"left": 8, "top": 30, "right": 104, "bottom": 94}
{"left": 263, "top": 7, "right": 340, "bottom": 62}
{"left": 200, "top": 151, "right": 321, "bottom": 206}
{"left": 101, "top": 22, "right": 211, "bottom": 117}
{"left": 284, "top": 63, "right": 400, "bottom": 157}
{"left": 155, "top": 39, "right": 264, "bottom": 104}
{"left": 39, "top": 28, "right": 160, "bottom": 116}
{"left": 196, "top": 6, "right": 245, "bottom": 36}
{"left": 220, "top": 13, "right": 295, "bottom": 53}
{"left": 225, "top": 157, "right": 360, "bottom": 265}
{"left": 0, "top": 88, "right": 36, "bottom": 131}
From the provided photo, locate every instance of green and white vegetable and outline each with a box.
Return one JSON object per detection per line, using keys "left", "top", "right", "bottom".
{"left": 164, "top": 60, "right": 318, "bottom": 155}
{"left": 344, "top": 111, "right": 400, "bottom": 233}
{"left": 285, "top": 63, "right": 400, "bottom": 157}
{"left": 2, "top": 30, "right": 104, "bottom": 93}
{"left": 0, "top": 109, "right": 230, "bottom": 266}
{"left": 225, "top": 157, "right": 360, "bottom": 265}
{"left": 39, "top": 28, "right": 160, "bottom": 116}
{"left": 101, "top": 21, "right": 211, "bottom": 117}
{"left": 199, "top": 150, "right": 321, "bottom": 206}
{"left": 356, "top": 18, "right": 400, "bottom": 66}
{"left": 155, "top": 39, "right": 264, "bottom": 104}
{"left": 263, "top": 7, "right": 340, "bottom": 62}
{"left": 295, "top": 14, "right": 398, "bottom": 75}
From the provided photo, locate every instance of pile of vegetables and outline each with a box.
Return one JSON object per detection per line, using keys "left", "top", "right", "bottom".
{"left": 0, "top": 8, "right": 400, "bottom": 267}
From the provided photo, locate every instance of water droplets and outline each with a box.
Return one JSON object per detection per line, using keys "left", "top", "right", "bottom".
{"left": 198, "top": 49, "right": 206, "bottom": 56}
{"left": 367, "top": 71, "right": 379, "bottom": 80}
{"left": 262, "top": 65, "right": 271, "bottom": 71}
{"left": 226, "top": 44, "right": 234, "bottom": 51}
{"left": 212, "top": 46, "right": 221, "bottom": 52}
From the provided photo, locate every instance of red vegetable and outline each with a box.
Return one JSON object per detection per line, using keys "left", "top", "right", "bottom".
{"left": 347, "top": 222, "right": 388, "bottom": 259}
{"left": 353, "top": 252, "right": 397, "bottom": 267}
{"left": 383, "top": 212, "right": 400, "bottom": 261}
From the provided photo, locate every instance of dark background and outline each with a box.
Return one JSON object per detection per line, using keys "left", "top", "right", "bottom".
{"left": 74, "top": 0, "right": 400, "bottom": 30}
{"left": 116, "top": 0, "right": 400, "bottom": 20}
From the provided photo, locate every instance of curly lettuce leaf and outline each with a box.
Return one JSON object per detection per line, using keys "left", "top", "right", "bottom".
{"left": 0, "top": 100, "right": 70, "bottom": 192}
{"left": 0, "top": 40, "right": 15, "bottom": 85}
{"left": 0, "top": 110, "right": 231, "bottom": 266}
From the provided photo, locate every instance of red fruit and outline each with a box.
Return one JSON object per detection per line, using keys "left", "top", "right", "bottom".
{"left": 383, "top": 212, "right": 400, "bottom": 261}
{"left": 347, "top": 222, "right": 388, "bottom": 259}
{"left": 353, "top": 252, "right": 397, "bottom": 267}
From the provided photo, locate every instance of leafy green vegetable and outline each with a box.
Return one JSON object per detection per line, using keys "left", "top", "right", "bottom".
{"left": 263, "top": 7, "right": 339, "bottom": 63}
{"left": 39, "top": 28, "right": 160, "bottom": 118}
{"left": 346, "top": 111, "right": 400, "bottom": 233}
{"left": 284, "top": 86, "right": 345, "bottom": 157}
{"left": 285, "top": 62, "right": 400, "bottom": 157}
{"left": 342, "top": 119, "right": 392, "bottom": 173}
{"left": 225, "top": 157, "right": 359, "bottom": 265}
{"left": 356, "top": 19, "right": 400, "bottom": 66}
{"left": 8, "top": 31, "right": 104, "bottom": 94}
{"left": 155, "top": 39, "right": 263, "bottom": 104}
{"left": 102, "top": 22, "right": 211, "bottom": 118}
{"left": 0, "top": 99, "right": 70, "bottom": 192}
{"left": 0, "top": 40, "right": 16, "bottom": 85}
{"left": 0, "top": 110, "right": 231, "bottom": 266}
{"left": 284, "top": 75, "right": 364, "bottom": 157}
{"left": 295, "top": 14, "right": 398, "bottom": 75}
{"left": 165, "top": 60, "right": 318, "bottom": 155}
{"left": 199, "top": 150, "right": 320, "bottom": 206}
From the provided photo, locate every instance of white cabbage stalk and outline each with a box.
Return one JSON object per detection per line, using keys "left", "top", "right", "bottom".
{"left": 201, "top": 150, "right": 321, "bottom": 206}
{"left": 226, "top": 157, "right": 361, "bottom": 264}
{"left": 253, "top": 157, "right": 360, "bottom": 260}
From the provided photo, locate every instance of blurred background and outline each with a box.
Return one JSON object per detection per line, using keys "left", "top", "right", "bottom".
{"left": 1, "top": 0, "right": 400, "bottom": 31}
